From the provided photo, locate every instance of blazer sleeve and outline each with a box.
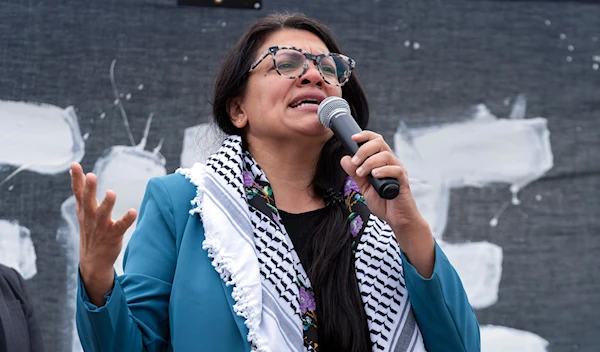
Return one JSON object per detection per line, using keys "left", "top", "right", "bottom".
{"left": 401, "top": 241, "right": 481, "bottom": 352}
{"left": 76, "top": 177, "right": 178, "bottom": 352}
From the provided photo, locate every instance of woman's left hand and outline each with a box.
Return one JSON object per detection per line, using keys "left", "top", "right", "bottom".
{"left": 340, "top": 131, "right": 435, "bottom": 276}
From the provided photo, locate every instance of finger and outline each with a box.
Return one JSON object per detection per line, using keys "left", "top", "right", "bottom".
{"left": 350, "top": 130, "right": 382, "bottom": 144}
{"left": 96, "top": 190, "right": 117, "bottom": 228}
{"left": 111, "top": 209, "right": 137, "bottom": 236}
{"left": 340, "top": 156, "right": 369, "bottom": 189}
{"left": 350, "top": 135, "right": 391, "bottom": 167}
{"left": 355, "top": 151, "right": 398, "bottom": 178}
{"left": 82, "top": 173, "right": 99, "bottom": 216}
{"left": 70, "top": 162, "right": 85, "bottom": 204}
{"left": 371, "top": 165, "right": 409, "bottom": 184}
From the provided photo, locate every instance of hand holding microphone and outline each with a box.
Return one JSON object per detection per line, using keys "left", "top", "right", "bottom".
{"left": 318, "top": 96, "right": 400, "bottom": 199}
{"left": 318, "top": 96, "right": 429, "bottom": 234}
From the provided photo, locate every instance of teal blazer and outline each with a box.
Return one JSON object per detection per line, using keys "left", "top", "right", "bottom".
{"left": 76, "top": 173, "right": 480, "bottom": 351}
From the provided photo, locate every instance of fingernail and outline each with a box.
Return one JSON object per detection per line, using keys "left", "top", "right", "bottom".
{"left": 351, "top": 156, "right": 359, "bottom": 164}
{"left": 356, "top": 167, "right": 363, "bottom": 176}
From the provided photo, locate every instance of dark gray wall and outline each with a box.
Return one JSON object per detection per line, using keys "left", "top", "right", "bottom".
{"left": 0, "top": 0, "right": 598, "bottom": 351}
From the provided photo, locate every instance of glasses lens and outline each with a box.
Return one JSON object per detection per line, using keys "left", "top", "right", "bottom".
{"left": 274, "top": 49, "right": 306, "bottom": 77}
{"left": 320, "top": 55, "right": 352, "bottom": 85}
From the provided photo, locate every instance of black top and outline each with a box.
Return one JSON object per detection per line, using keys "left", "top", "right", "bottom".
{"left": 0, "top": 264, "right": 45, "bottom": 352}
{"left": 278, "top": 207, "right": 327, "bottom": 270}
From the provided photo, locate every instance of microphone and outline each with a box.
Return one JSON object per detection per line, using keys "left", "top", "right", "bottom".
{"left": 318, "top": 96, "right": 400, "bottom": 200}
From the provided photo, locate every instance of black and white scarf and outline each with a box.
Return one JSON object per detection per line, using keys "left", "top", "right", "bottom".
{"left": 177, "top": 135, "right": 426, "bottom": 352}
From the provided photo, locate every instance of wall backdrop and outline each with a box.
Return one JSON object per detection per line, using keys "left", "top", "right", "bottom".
{"left": 1, "top": 0, "right": 599, "bottom": 351}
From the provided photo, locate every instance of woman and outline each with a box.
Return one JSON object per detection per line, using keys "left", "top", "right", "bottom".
{"left": 73, "top": 13, "right": 480, "bottom": 352}
{"left": 0, "top": 263, "right": 44, "bottom": 352}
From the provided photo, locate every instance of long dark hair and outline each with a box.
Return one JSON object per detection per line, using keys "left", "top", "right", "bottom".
{"left": 212, "top": 13, "right": 371, "bottom": 352}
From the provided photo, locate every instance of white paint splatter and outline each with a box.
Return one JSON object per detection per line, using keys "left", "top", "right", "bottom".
{"left": 566, "top": 56, "right": 573, "bottom": 62}
{"left": 593, "top": 63, "right": 599, "bottom": 71}
{"left": 137, "top": 84, "right": 144, "bottom": 90}
{"left": 83, "top": 132, "right": 90, "bottom": 141}
{"left": 180, "top": 123, "right": 225, "bottom": 168}
{"left": 254, "top": 2, "right": 261, "bottom": 9}
{"left": 568, "top": 45, "right": 574, "bottom": 52}
{"left": 481, "top": 325, "right": 549, "bottom": 351}
{"left": 535, "top": 194, "right": 542, "bottom": 201}
{"left": 404, "top": 40, "right": 411, "bottom": 47}
{"left": 560, "top": 33, "right": 566, "bottom": 40}
{"left": 509, "top": 94, "right": 526, "bottom": 120}
{"left": 125, "top": 93, "right": 132, "bottom": 100}
{"left": 413, "top": 42, "right": 421, "bottom": 50}
{"left": 544, "top": 20, "right": 551, "bottom": 26}
{"left": 0, "top": 101, "right": 85, "bottom": 185}
{"left": 0, "top": 220, "right": 37, "bottom": 279}
{"left": 439, "top": 241, "right": 503, "bottom": 309}
{"left": 110, "top": 59, "right": 136, "bottom": 146}
{"left": 100, "top": 112, "right": 106, "bottom": 119}
{"left": 490, "top": 202, "right": 510, "bottom": 227}
{"left": 7, "top": 185, "right": 14, "bottom": 191}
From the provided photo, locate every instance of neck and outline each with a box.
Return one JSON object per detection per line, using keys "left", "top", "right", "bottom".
{"left": 247, "top": 137, "right": 326, "bottom": 213}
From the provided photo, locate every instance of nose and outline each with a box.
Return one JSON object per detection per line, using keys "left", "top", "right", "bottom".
{"left": 297, "top": 60, "right": 324, "bottom": 87}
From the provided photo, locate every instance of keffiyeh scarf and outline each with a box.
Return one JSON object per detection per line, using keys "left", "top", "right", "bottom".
{"left": 177, "top": 135, "right": 426, "bottom": 352}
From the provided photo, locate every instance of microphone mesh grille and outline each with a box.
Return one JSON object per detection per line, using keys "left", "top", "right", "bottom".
{"left": 318, "top": 96, "right": 351, "bottom": 127}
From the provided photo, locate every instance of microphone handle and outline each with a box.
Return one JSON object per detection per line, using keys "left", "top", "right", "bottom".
{"left": 330, "top": 115, "right": 400, "bottom": 200}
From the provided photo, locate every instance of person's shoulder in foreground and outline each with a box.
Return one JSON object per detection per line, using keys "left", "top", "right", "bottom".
{"left": 0, "top": 263, "right": 45, "bottom": 352}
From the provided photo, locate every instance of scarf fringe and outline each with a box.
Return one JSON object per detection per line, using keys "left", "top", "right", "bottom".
{"left": 176, "top": 164, "right": 206, "bottom": 215}
{"left": 178, "top": 164, "right": 269, "bottom": 352}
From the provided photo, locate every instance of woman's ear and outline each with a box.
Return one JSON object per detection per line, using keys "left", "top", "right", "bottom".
{"left": 227, "top": 97, "right": 247, "bottom": 128}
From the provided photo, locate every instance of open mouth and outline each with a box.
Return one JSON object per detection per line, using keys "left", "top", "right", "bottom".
{"left": 290, "top": 99, "right": 320, "bottom": 108}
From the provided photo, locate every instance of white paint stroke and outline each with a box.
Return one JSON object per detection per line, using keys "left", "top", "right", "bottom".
{"left": 0, "top": 220, "right": 37, "bottom": 279}
{"left": 394, "top": 95, "right": 553, "bottom": 314}
{"left": 180, "top": 123, "right": 225, "bottom": 168}
{"left": 481, "top": 325, "right": 549, "bottom": 352}
{"left": 397, "top": 104, "right": 553, "bottom": 191}
{"left": 0, "top": 100, "right": 85, "bottom": 179}
{"left": 55, "top": 196, "right": 81, "bottom": 352}
{"left": 439, "top": 241, "right": 503, "bottom": 310}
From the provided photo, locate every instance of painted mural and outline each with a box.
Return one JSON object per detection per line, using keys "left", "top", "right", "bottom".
{"left": 0, "top": 0, "right": 598, "bottom": 351}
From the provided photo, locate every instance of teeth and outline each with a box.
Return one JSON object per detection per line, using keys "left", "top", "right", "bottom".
{"left": 293, "top": 102, "right": 318, "bottom": 108}
{"left": 291, "top": 99, "right": 319, "bottom": 108}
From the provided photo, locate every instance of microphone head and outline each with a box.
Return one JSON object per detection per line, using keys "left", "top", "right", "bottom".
{"left": 318, "top": 96, "right": 351, "bottom": 128}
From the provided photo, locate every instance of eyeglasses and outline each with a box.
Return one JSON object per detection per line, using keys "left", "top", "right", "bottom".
{"left": 248, "top": 46, "right": 356, "bottom": 87}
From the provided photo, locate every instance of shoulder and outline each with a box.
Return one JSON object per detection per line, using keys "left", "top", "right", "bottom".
{"left": 0, "top": 263, "right": 25, "bottom": 294}
{"left": 140, "top": 164, "right": 205, "bottom": 231}
{"left": 145, "top": 171, "right": 197, "bottom": 211}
